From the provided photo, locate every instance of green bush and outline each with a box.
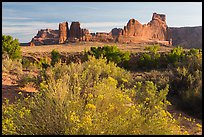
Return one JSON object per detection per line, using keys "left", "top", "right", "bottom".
{"left": 41, "top": 56, "right": 132, "bottom": 90}
{"left": 2, "top": 57, "right": 186, "bottom": 135}
{"left": 166, "top": 46, "right": 185, "bottom": 67}
{"left": 2, "top": 35, "right": 22, "bottom": 60}
{"left": 21, "top": 58, "right": 32, "bottom": 70}
{"left": 86, "top": 45, "right": 130, "bottom": 65}
{"left": 137, "top": 46, "right": 200, "bottom": 70}
{"left": 138, "top": 45, "right": 161, "bottom": 69}
{"left": 145, "top": 44, "right": 160, "bottom": 54}
{"left": 169, "top": 52, "right": 202, "bottom": 117}
{"left": 38, "top": 57, "right": 51, "bottom": 69}
{"left": 51, "top": 49, "right": 61, "bottom": 66}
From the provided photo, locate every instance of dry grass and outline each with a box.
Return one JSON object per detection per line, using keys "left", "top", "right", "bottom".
{"left": 21, "top": 42, "right": 175, "bottom": 54}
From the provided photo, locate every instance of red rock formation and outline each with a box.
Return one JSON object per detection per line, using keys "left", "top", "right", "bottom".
{"left": 30, "top": 12, "right": 172, "bottom": 46}
{"left": 30, "top": 42, "right": 35, "bottom": 46}
{"left": 31, "top": 29, "right": 59, "bottom": 45}
{"left": 59, "top": 22, "right": 69, "bottom": 44}
{"left": 81, "top": 29, "right": 92, "bottom": 41}
{"left": 69, "top": 22, "right": 82, "bottom": 42}
{"left": 118, "top": 13, "right": 170, "bottom": 45}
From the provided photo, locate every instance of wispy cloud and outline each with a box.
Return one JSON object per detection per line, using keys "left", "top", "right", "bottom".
{"left": 3, "top": 17, "right": 33, "bottom": 20}
{"left": 2, "top": 21, "right": 58, "bottom": 32}
{"left": 80, "top": 21, "right": 126, "bottom": 32}
{"left": 81, "top": 21, "right": 126, "bottom": 28}
{"left": 2, "top": 21, "right": 59, "bottom": 42}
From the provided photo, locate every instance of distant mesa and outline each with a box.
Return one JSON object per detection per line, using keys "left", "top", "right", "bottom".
{"left": 168, "top": 26, "right": 202, "bottom": 49}
{"left": 28, "top": 13, "right": 182, "bottom": 47}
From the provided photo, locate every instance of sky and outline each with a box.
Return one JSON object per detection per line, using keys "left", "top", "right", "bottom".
{"left": 2, "top": 2, "right": 202, "bottom": 43}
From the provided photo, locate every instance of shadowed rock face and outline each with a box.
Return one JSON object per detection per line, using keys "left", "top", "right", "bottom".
{"left": 59, "top": 22, "right": 69, "bottom": 44}
{"left": 169, "top": 26, "right": 202, "bottom": 49}
{"left": 30, "top": 13, "right": 180, "bottom": 46}
{"left": 70, "top": 22, "right": 82, "bottom": 39}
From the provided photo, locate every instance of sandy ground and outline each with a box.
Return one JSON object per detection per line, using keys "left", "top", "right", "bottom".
{"left": 21, "top": 42, "right": 175, "bottom": 54}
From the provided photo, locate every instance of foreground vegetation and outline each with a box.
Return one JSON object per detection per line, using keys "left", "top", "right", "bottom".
{"left": 2, "top": 35, "right": 202, "bottom": 135}
{"left": 3, "top": 57, "right": 186, "bottom": 135}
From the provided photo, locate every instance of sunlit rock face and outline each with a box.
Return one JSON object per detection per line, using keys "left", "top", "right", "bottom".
{"left": 31, "top": 29, "right": 59, "bottom": 45}
{"left": 117, "top": 13, "right": 171, "bottom": 45}
{"left": 30, "top": 12, "right": 172, "bottom": 46}
{"left": 59, "top": 22, "right": 69, "bottom": 44}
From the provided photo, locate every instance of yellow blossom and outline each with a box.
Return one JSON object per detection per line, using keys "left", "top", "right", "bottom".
{"left": 86, "top": 103, "right": 96, "bottom": 110}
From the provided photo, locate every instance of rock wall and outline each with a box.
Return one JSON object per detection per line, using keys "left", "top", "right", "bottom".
{"left": 69, "top": 22, "right": 82, "bottom": 42}
{"left": 30, "top": 12, "right": 172, "bottom": 46}
{"left": 117, "top": 13, "right": 170, "bottom": 45}
{"left": 59, "top": 22, "right": 69, "bottom": 44}
{"left": 31, "top": 29, "right": 59, "bottom": 45}
{"left": 169, "top": 26, "right": 202, "bottom": 49}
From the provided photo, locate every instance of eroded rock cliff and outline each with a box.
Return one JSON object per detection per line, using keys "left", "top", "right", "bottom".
{"left": 30, "top": 13, "right": 172, "bottom": 46}
{"left": 31, "top": 29, "right": 59, "bottom": 45}
{"left": 59, "top": 22, "right": 69, "bottom": 44}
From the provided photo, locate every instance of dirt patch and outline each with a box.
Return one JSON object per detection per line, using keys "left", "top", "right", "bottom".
{"left": 2, "top": 72, "right": 38, "bottom": 104}
{"left": 21, "top": 42, "right": 175, "bottom": 54}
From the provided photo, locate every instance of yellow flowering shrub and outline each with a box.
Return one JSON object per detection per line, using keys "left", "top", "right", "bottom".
{"left": 2, "top": 57, "right": 187, "bottom": 135}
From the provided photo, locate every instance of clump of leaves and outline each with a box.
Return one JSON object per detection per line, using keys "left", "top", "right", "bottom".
{"left": 138, "top": 45, "right": 161, "bottom": 69}
{"left": 51, "top": 49, "right": 61, "bottom": 66}
{"left": 86, "top": 45, "right": 130, "bottom": 65}
{"left": 2, "top": 57, "right": 186, "bottom": 135}
{"left": 2, "top": 35, "right": 22, "bottom": 60}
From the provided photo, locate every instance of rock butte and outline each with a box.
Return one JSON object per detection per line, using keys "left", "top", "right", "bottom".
{"left": 30, "top": 13, "right": 172, "bottom": 46}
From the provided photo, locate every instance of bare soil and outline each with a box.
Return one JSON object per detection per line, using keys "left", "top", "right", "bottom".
{"left": 21, "top": 42, "right": 175, "bottom": 54}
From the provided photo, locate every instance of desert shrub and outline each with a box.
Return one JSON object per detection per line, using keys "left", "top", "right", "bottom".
{"left": 21, "top": 58, "right": 34, "bottom": 70}
{"left": 128, "top": 81, "right": 184, "bottom": 134}
{"left": 133, "top": 70, "right": 170, "bottom": 90}
{"left": 145, "top": 44, "right": 160, "bottom": 54}
{"left": 2, "top": 57, "right": 23, "bottom": 76}
{"left": 38, "top": 57, "right": 51, "bottom": 69}
{"left": 166, "top": 46, "right": 185, "bottom": 67}
{"left": 2, "top": 99, "right": 18, "bottom": 135}
{"left": 17, "top": 73, "right": 37, "bottom": 87}
{"left": 169, "top": 50, "right": 202, "bottom": 117}
{"left": 170, "top": 68, "right": 202, "bottom": 114}
{"left": 51, "top": 49, "right": 61, "bottom": 66}
{"left": 86, "top": 45, "right": 130, "bottom": 65}
{"left": 138, "top": 45, "right": 161, "bottom": 69}
{"left": 2, "top": 35, "right": 22, "bottom": 60}
{"left": 2, "top": 57, "right": 186, "bottom": 135}
{"left": 137, "top": 46, "right": 200, "bottom": 70}
{"left": 40, "top": 56, "right": 132, "bottom": 90}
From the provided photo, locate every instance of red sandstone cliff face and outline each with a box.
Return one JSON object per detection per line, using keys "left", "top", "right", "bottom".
{"left": 59, "top": 22, "right": 69, "bottom": 44}
{"left": 30, "top": 12, "right": 171, "bottom": 46}
{"left": 69, "top": 22, "right": 82, "bottom": 42}
{"left": 81, "top": 29, "right": 92, "bottom": 41}
{"left": 117, "top": 13, "right": 170, "bottom": 45}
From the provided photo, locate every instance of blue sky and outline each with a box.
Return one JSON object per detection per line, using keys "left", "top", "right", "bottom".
{"left": 2, "top": 2, "right": 202, "bottom": 43}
